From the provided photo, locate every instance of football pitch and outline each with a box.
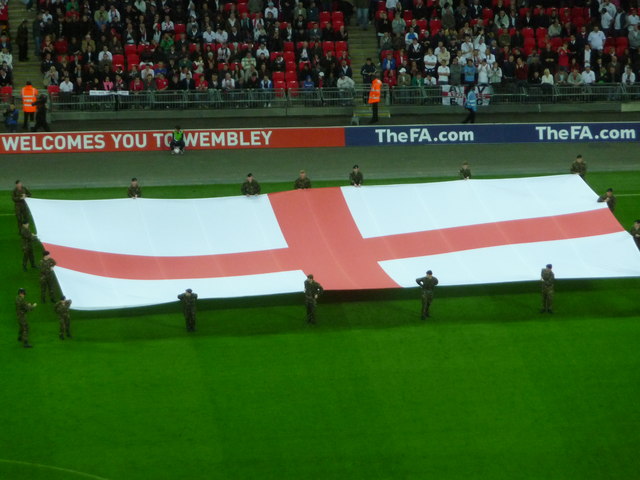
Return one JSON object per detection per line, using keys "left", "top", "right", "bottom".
{"left": 1, "top": 142, "right": 640, "bottom": 480}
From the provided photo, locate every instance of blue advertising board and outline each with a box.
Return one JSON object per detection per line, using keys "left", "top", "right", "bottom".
{"left": 345, "top": 123, "right": 640, "bottom": 147}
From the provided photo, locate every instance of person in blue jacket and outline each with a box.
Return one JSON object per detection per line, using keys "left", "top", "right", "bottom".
{"left": 3, "top": 103, "right": 19, "bottom": 132}
{"left": 462, "top": 86, "right": 477, "bottom": 124}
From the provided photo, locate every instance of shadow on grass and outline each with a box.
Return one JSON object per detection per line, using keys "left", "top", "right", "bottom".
{"left": 69, "top": 278, "right": 640, "bottom": 343}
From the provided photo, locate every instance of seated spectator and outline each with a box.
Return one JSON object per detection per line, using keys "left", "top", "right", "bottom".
{"left": 59, "top": 75, "right": 74, "bottom": 93}
{"left": 0, "top": 47, "right": 12, "bottom": 70}
{"left": 540, "top": 68, "right": 554, "bottom": 94}
{"left": 0, "top": 67, "right": 12, "bottom": 87}
{"left": 555, "top": 68, "right": 569, "bottom": 85}
{"left": 114, "top": 74, "right": 127, "bottom": 91}
{"left": 221, "top": 72, "right": 235, "bottom": 92}
{"left": 581, "top": 65, "right": 596, "bottom": 84}
{"left": 102, "top": 75, "right": 114, "bottom": 91}
{"left": 622, "top": 65, "right": 636, "bottom": 84}
{"left": 98, "top": 45, "right": 112, "bottom": 68}
{"left": 489, "top": 62, "right": 502, "bottom": 86}
{"left": 43, "top": 65, "right": 59, "bottom": 86}
{"left": 130, "top": 76, "right": 144, "bottom": 92}
{"left": 155, "top": 73, "right": 168, "bottom": 90}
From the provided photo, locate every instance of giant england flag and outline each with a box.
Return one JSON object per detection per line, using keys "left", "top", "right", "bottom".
{"left": 27, "top": 175, "right": 640, "bottom": 310}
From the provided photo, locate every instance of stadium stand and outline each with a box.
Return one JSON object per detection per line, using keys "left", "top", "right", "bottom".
{"left": 26, "top": 0, "right": 353, "bottom": 96}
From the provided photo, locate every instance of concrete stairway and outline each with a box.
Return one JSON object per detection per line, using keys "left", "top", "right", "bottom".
{"left": 7, "top": 0, "right": 39, "bottom": 98}
{"left": 348, "top": 27, "right": 379, "bottom": 85}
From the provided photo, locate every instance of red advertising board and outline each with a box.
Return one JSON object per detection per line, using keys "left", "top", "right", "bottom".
{"left": 0, "top": 126, "right": 346, "bottom": 154}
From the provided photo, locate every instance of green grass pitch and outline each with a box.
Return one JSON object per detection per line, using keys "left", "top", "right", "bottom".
{"left": 1, "top": 170, "right": 639, "bottom": 480}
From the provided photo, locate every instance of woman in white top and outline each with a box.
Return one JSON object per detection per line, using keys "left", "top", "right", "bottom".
{"left": 541, "top": 68, "right": 554, "bottom": 95}
{"left": 489, "top": 62, "right": 502, "bottom": 86}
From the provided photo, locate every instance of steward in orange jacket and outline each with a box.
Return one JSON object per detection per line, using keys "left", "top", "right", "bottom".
{"left": 21, "top": 81, "right": 38, "bottom": 130}
{"left": 367, "top": 75, "right": 382, "bottom": 123}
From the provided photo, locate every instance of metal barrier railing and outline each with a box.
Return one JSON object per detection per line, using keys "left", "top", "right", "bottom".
{"left": 1, "top": 83, "right": 636, "bottom": 112}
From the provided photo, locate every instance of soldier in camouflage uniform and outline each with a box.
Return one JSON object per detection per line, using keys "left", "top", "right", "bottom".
{"left": 540, "top": 264, "right": 554, "bottom": 314}
{"left": 20, "top": 221, "right": 37, "bottom": 271}
{"left": 459, "top": 161, "right": 472, "bottom": 179}
{"left": 597, "top": 188, "right": 616, "bottom": 212}
{"left": 294, "top": 170, "right": 312, "bottom": 189}
{"left": 241, "top": 173, "right": 261, "bottom": 196}
{"left": 12, "top": 179, "right": 32, "bottom": 233}
{"left": 349, "top": 165, "right": 363, "bottom": 186}
{"left": 127, "top": 177, "right": 142, "bottom": 198}
{"left": 178, "top": 288, "right": 198, "bottom": 331}
{"left": 416, "top": 270, "right": 439, "bottom": 319}
{"left": 40, "top": 250, "right": 57, "bottom": 303}
{"left": 570, "top": 154, "right": 587, "bottom": 179}
{"left": 16, "top": 288, "right": 36, "bottom": 348}
{"left": 55, "top": 296, "right": 72, "bottom": 340}
{"left": 304, "top": 274, "right": 324, "bottom": 324}
{"left": 631, "top": 220, "right": 640, "bottom": 250}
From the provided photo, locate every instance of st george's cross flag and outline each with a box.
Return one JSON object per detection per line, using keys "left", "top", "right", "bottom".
{"left": 27, "top": 175, "right": 640, "bottom": 310}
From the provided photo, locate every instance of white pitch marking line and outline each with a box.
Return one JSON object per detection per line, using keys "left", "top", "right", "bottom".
{"left": 0, "top": 458, "right": 112, "bottom": 480}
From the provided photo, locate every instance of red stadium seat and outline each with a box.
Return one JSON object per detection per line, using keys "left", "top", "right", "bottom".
{"left": 616, "top": 37, "right": 629, "bottom": 47}
{"left": 333, "top": 20, "right": 344, "bottom": 31}
{"left": 0, "top": 85, "right": 12, "bottom": 102}
{"left": 284, "top": 51, "right": 295, "bottom": 62}
{"left": 416, "top": 19, "right": 427, "bottom": 31}
{"left": 238, "top": 3, "right": 248, "bottom": 14}
{"left": 403, "top": 11, "right": 413, "bottom": 22}
{"left": 523, "top": 37, "right": 536, "bottom": 55}
{"left": 112, "top": 54, "right": 124, "bottom": 67}
{"left": 285, "top": 71, "right": 297, "bottom": 82}
{"left": 550, "top": 37, "right": 563, "bottom": 50}
{"left": 322, "top": 41, "right": 334, "bottom": 53}
{"left": 47, "top": 85, "right": 60, "bottom": 98}
{"left": 482, "top": 8, "right": 492, "bottom": 20}
{"left": 174, "top": 23, "right": 186, "bottom": 34}
{"left": 284, "top": 41, "right": 294, "bottom": 51}
{"left": 272, "top": 71, "right": 285, "bottom": 82}
{"left": 274, "top": 80, "right": 286, "bottom": 96}
{"left": 429, "top": 19, "right": 441, "bottom": 35}
{"left": 126, "top": 54, "right": 140, "bottom": 66}
{"left": 519, "top": 7, "right": 529, "bottom": 17}
{"left": 287, "top": 80, "right": 300, "bottom": 95}
{"left": 522, "top": 27, "right": 534, "bottom": 38}
{"left": 124, "top": 44, "right": 137, "bottom": 55}
{"left": 376, "top": 1, "right": 385, "bottom": 11}
{"left": 535, "top": 27, "right": 547, "bottom": 39}
{"left": 335, "top": 41, "right": 347, "bottom": 52}
{"left": 319, "top": 11, "right": 331, "bottom": 23}
{"left": 331, "top": 11, "right": 343, "bottom": 23}
{"left": 54, "top": 38, "right": 68, "bottom": 54}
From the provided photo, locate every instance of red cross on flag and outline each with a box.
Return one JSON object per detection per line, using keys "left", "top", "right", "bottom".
{"left": 27, "top": 175, "right": 640, "bottom": 310}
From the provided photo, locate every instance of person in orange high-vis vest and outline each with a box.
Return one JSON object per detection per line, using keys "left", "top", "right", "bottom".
{"left": 21, "top": 81, "right": 38, "bottom": 131}
{"left": 368, "top": 74, "right": 382, "bottom": 124}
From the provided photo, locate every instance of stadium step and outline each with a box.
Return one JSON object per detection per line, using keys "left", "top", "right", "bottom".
{"left": 350, "top": 105, "right": 391, "bottom": 125}
{"left": 6, "top": 1, "right": 39, "bottom": 98}
{"left": 348, "top": 29, "right": 380, "bottom": 83}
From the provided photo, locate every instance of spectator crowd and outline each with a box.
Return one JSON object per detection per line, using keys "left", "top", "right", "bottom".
{"left": 372, "top": 0, "right": 640, "bottom": 91}
{"left": 25, "top": 0, "right": 355, "bottom": 96}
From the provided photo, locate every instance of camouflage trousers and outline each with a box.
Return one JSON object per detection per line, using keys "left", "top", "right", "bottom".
{"left": 59, "top": 314, "right": 71, "bottom": 338}
{"left": 17, "top": 316, "right": 29, "bottom": 345}
{"left": 542, "top": 286, "right": 554, "bottom": 312}
{"left": 184, "top": 310, "right": 196, "bottom": 331}
{"left": 40, "top": 275, "right": 56, "bottom": 302}
{"left": 15, "top": 205, "right": 29, "bottom": 232}
{"left": 22, "top": 247, "right": 35, "bottom": 270}
{"left": 421, "top": 291, "right": 434, "bottom": 319}
{"left": 305, "top": 298, "right": 317, "bottom": 324}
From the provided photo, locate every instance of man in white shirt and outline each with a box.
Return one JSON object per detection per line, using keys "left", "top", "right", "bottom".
{"left": 256, "top": 43, "right": 269, "bottom": 58}
{"left": 202, "top": 26, "right": 216, "bottom": 44}
{"left": 214, "top": 27, "right": 228, "bottom": 44}
{"left": 587, "top": 25, "right": 606, "bottom": 51}
{"left": 0, "top": 47, "right": 12, "bottom": 69}
{"left": 581, "top": 65, "right": 596, "bottom": 84}
{"left": 265, "top": 1, "right": 278, "bottom": 19}
{"left": 622, "top": 65, "right": 636, "bottom": 84}
{"left": 59, "top": 76, "right": 74, "bottom": 93}
{"left": 437, "top": 60, "right": 450, "bottom": 84}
